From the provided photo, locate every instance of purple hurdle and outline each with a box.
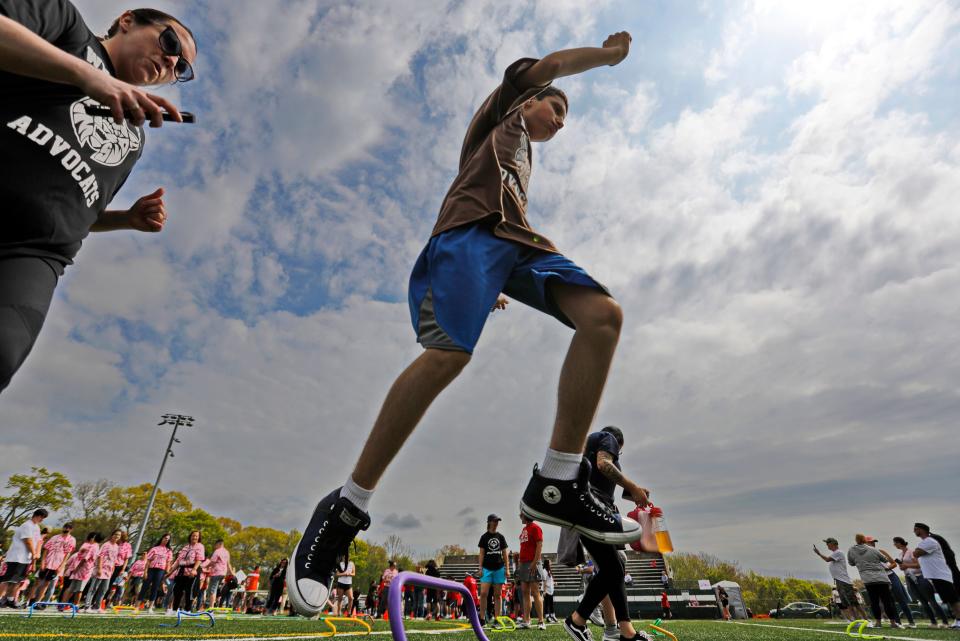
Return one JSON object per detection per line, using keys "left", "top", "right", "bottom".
{"left": 388, "top": 571, "right": 490, "bottom": 641}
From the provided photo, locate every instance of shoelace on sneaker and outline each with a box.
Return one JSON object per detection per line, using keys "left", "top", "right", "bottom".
{"left": 573, "top": 483, "right": 618, "bottom": 525}
{"left": 305, "top": 508, "right": 361, "bottom": 572}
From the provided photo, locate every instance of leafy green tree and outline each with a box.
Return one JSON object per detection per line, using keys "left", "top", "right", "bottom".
{"left": 669, "top": 552, "right": 832, "bottom": 613}
{"left": 167, "top": 508, "right": 228, "bottom": 552}
{"left": 227, "top": 526, "right": 298, "bottom": 572}
{"left": 352, "top": 538, "right": 388, "bottom": 592}
{"left": 0, "top": 467, "right": 72, "bottom": 534}
{"left": 217, "top": 516, "right": 243, "bottom": 537}
{"left": 101, "top": 484, "right": 192, "bottom": 549}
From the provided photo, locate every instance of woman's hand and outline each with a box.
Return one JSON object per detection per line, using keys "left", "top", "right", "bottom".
{"left": 127, "top": 188, "right": 168, "bottom": 232}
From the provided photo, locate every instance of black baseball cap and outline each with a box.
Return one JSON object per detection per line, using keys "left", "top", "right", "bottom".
{"left": 823, "top": 537, "right": 838, "bottom": 545}
{"left": 487, "top": 514, "right": 501, "bottom": 522}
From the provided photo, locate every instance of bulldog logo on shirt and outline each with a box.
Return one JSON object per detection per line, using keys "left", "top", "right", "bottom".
{"left": 70, "top": 97, "right": 141, "bottom": 167}
{"left": 68, "top": 47, "right": 141, "bottom": 167}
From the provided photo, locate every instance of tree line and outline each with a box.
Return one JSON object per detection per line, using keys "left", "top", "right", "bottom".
{"left": 668, "top": 551, "right": 833, "bottom": 611}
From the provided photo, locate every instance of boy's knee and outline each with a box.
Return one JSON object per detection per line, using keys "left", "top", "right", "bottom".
{"left": 424, "top": 348, "right": 471, "bottom": 375}
{"left": 583, "top": 297, "right": 623, "bottom": 335}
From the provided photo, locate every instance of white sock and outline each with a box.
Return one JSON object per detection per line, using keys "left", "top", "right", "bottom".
{"left": 540, "top": 448, "right": 581, "bottom": 481}
{"left": 340, "top": 476, "right": 374, "bottom": 512}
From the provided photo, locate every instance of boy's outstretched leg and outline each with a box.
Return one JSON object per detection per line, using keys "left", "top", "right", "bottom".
{"left": 521, "top": 284, "right": 640, "bottom": 544}
{"left": 287, "top": 348, "right": 470, "bottom": 617}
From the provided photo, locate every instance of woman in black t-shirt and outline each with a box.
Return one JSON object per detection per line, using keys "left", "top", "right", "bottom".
{"left": 0, "top": 1, "right": 197, "bottom": 393}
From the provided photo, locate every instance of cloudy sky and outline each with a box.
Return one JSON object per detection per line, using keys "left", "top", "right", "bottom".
{"left": 3, "top": 0, "right": 959, "bottom": 580}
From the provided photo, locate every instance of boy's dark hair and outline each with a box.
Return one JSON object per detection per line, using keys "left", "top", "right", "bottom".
{"left": 33, "top": 508, "right": 49, "bottom": 518}
{"left": 106, "top": 8, "right": 196, "bottom": 50}
{"left": 535, "top": 86, "right": 569, "bottom": 113}
{"left": 601, "top": 425, "right": 624, "bottom": 446}
{"left": 893, "top": 537, "right": 907, "bottom": 546}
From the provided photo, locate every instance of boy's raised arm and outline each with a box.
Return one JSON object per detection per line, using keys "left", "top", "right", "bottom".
{"left": 516, "top": 31, "right": 632, "bottom": 90}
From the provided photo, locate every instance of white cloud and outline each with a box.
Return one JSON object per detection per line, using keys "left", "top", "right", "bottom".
{"left": 3, "top": 0, "right": 958, "bottom": 579}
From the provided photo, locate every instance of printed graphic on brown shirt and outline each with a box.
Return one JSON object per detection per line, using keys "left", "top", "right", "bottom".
{"left": 431, "top": 58, "right": 558, "bottom": 253}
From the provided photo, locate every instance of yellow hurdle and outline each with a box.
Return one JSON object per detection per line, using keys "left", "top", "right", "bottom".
{"left": 111, "top": 605, "right": 139, "bottom": 616}
{"left": 488, "top": 616, "right": 516, "bottom": 633}
{"left": 845, "top": 619, "right": 883, "bottom": 640}
{"left": 323, "top": 616, "right": 373, "bottom": 635}
{"left": 649, "top": 624, "right": 677, "bottom": 641}
{"left": 206, "top": 607, "right": 234, "bottom": 620}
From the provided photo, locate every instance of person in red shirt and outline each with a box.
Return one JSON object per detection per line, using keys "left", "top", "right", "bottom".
{"left": 660, "top": 591, "right": 672, "bottom": 620}
{"left": 516, "top": 514, "right": 545, "bottom": 629}
{"left": 463, "top": 572, "right": 480, "bottom": 609}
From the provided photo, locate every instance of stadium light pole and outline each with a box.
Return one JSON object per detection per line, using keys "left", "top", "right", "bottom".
{"left": 130, "top": 413, "right": 195, "bottom": 559}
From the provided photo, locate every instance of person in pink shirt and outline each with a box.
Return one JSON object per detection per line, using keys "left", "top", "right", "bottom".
{"left": 108, "top": 531, "right": 133, "bottom": 606}
{"left": 136, "top": 532, "right": 173, "bottom": 612}
{"left": 201, "top": 539, "right": 234, "bottom": 609}
{"left": 168, "top": 530, "right": 204, "bottom": 614}
{"left": 123, "top": 552, "right": 147, "bottom": 606}
{"left": 84, "top": 529, "right": 121, "bottom": 612}
{"left": 28, "top": 522, "right": 75, "bottom": 607}
{"left": 379, "top": 560, "right": 399, "bottom": 618}
{"left": 61, "top": 532, "right": 101, "bottom": 608}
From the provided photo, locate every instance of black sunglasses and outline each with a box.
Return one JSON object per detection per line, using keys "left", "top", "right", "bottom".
{"left": 158, "top": 25, "right": 194, "bottom": 83}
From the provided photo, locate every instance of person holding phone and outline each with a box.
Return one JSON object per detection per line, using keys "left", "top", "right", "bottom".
{"left": 0, "top": 1, "right": 197, "bottom": 394}
{"left": 814, "top": 538, "right": 867, "bottom": 622}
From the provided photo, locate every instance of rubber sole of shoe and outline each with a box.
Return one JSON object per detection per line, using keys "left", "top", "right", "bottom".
{"left": 284, "top": 542, "right": 327, "bottom": 618}
{"left": 519, "top": 501, "right": 642, "bottom": 545}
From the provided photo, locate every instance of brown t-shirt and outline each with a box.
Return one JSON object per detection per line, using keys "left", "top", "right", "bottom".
{"left": 431, "top": 58, "right": 558, "bottom": 253}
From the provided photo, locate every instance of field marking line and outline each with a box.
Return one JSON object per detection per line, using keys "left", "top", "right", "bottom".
{"left": 0, "top": 625, "right": 473, "bottom": 640}
{"left": 727, "top": 620, "right": 939, "bottom": 641}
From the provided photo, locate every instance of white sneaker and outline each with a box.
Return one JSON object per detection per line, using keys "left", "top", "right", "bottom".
{"left": 165, "top": 609, "right": 175, "bottom": 616}
{"left": 147, "top": 606, "right": 154, "bottom": 613}
{"left": 539, "top": 621, "right": 546, "bottom": 630}
{"left": 890, "top": 623, "right": 903, "bottom": 629}
{"left": 907, "top": 623, "right": 916, "bottom": 628}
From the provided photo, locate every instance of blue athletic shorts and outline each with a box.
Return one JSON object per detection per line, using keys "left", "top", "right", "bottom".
{"left": 408, "top": 224, "right": 610, "bottom": 353}
{"left": 481, "top": 567, "right": 506, "bottom": 585}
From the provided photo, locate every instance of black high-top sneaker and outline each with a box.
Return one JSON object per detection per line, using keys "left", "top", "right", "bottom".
{"left": 563, "top": 616, "right": 594, "bottom": 641}
{"left": 520, "top": 461, "right": 641, "bottom": 544}
{"left": 286, "top": 487, "right": 370, "bottom": 617}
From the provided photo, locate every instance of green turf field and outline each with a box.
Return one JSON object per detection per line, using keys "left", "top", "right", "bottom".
{"left": 0, "top": 614, "right": 957, "bottom": 641}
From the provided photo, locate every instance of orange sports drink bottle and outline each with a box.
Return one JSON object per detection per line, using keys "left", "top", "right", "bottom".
{"left": 650, "top": 506, "right": 674, "bottom": 553}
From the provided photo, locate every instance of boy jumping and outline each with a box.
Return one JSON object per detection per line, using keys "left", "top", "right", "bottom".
{"left": 288, "top": 31, "right": 646, "bottom": 617}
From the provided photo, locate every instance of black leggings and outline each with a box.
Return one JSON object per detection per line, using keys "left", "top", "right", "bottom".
{"left": 267, "top": 582, "right": 284, "bottom": 611}
{"left": 0, "top": 257, "right": 60, "bottom": 393}
{"left": 171, "top": 574, "right": 196, "bottom": 612}
{"left": 864, "top": 582, "right": 899, "bottom": 623}
{"left": 576, "top": 536, "right": 629, "bottom": 623}
{"left": 543, "top": 593, "right": 554, "bottom": 616}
